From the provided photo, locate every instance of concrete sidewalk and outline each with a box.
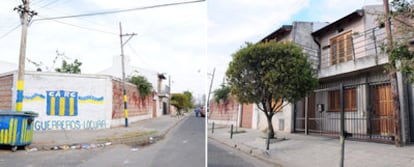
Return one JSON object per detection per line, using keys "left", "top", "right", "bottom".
{"left": 30, "top": 114, "right": 189, "bottom": 150}
{"left": 208, "top": 124, "right": 414, "bottom": 167}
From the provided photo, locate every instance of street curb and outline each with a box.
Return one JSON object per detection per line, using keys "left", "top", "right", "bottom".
{"left": 208, "top": 136, "right": 282, "bottom": 167}
{"left": 29, "top": 115, "right": 190, "bottom": 151}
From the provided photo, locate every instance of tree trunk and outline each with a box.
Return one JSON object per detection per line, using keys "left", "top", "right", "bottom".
{"left": 266, "top": 114, "right": 275, "bottom": 139}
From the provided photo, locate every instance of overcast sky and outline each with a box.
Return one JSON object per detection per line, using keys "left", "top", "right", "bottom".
{"left": 0, "top": 0, "right": 206, "bottom": 98}
{"left": 1, "top": 0, "right": 383, "bottom": 101}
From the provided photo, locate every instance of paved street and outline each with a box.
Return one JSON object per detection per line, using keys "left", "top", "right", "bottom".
{"left": 0, "top": 115, "right": 205, "bottom": 167}
{"left": 208, "top": 139, "right": 274, "bottom": 167}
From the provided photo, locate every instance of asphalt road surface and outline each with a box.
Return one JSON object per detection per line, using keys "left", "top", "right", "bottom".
{"left": 208, "top": 139, "right": 274, "bottom": 167}
{"left": 0, "top": 115, "right": 205, "bottom": 167}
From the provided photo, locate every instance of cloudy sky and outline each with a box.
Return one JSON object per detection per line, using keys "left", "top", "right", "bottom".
{"left": 207, "top": 0, "right": 382, "bottom": 94}
{"left": 0, "top": 0, "right": 206, "bottom": 98}
{"left": 1, "top": 0, "right": 384, "bottom": 101}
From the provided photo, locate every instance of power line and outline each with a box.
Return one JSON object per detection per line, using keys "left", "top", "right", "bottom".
{"left": 34, "top": 0, "right": 206, "bottom": 21}
{"left": 0, "top": 24, "right": 21, "bottom": 40}
{"left": 35, "top": 15, "right": 117, "bottom": 35}
{"left": 127, "top": 43, "right": 158, "bottom": 72}
{"left": 35, "top": 0, "right": 60, "bottom": 10}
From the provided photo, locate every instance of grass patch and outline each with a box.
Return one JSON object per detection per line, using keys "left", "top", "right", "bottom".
{"left": 228, "top": 130, "right": 246, "bottom": 134}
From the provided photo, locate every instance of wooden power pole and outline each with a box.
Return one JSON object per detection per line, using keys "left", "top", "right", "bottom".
{"left": 14, "top": 0, "right": 36, "bottom": 111}
{"left": 119, "top": 22, "right": 136, "bottom": 127}
{"left": 383, "top": 0, "right": 402, "bottom": 147}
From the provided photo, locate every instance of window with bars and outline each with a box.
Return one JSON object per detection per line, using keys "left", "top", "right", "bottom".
{"left": 328, "top": 87, "right": 357, "bottom": 112}
{"left": 330, "top": 31, "right": 353, "bottom": 65}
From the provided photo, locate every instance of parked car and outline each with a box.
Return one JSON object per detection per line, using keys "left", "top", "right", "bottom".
{"left": 200, "top": 107, "right": 205, "bottom": 117}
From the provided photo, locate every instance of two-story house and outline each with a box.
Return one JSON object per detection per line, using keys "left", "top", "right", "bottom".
{"left": 294, "top": 5, "right": 414, "bottom": 144}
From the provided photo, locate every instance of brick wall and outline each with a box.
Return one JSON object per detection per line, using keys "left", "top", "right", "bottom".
{"left": 112, "top": 80, "right": 153, "bottom": 119}
{"left": 0, "top": 74, "right": 13, "bottom": 110}
{"left": 241, "top": 103, "right": 253, "bottom": 128}
{"left": 208, "top": 99, "right": 239, "bottom": 123}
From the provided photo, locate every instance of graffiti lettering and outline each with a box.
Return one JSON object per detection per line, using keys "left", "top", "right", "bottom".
{"left": 34, "top": 120, "right": 107, "bottom": 131}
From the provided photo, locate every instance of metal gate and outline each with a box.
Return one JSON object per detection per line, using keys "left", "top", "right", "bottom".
{"left": 294, "top": 81, "right": 396, "bottom": 143}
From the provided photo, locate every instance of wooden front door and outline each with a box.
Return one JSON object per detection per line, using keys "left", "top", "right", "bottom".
{"left": 371, "top": 84, "right": 395, "bottom": 136}
{"left": 241, "top": 104, "right": 253, "bottom": 128}
{"left": 308, "top": 93, "right": 316, "bottom": 130}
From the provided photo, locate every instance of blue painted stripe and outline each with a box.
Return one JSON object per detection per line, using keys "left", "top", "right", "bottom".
{"left": 16, "top": 90, "right": 23, "bottom": 102}
{"left": 78, "top": 96, "right": 104, "bottom": 101}
{"left": 24, "top": 93, "right": 45, "bottom": 100}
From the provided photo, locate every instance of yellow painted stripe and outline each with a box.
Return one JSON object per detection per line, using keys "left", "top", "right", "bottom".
{"left": 124, "top": 109, "right": 128, "bottom": 118}
{"left": 21, "top": 120, "right": 25, "bottom": 143}
{"left": 78, "top": 99, "right": 104, "bottom": 104}
{"left": 70, "top": 97, "right": 74, "bottom": 116}
{"left": 0, "top": 129, "right": 3, "bottom": 144}
{"left": 17, "top": 80, "right": 24, "bottom": 90}
{"left": 29, "top": 128, "right": 32, "bottom": 142}
{"left": 59, "top": 97, "right": 65, "bottom": 116}
{"left": 8, "top": 119, "right": 13, "bottom": 144}
{"left": 4, "top": 129, "right": 8, "bottom": 144}
{"left": 124, "top": 95, "right": 128, "bottom": 101}
{"left": 51, "top": 97, "right": 55, "bottom": 115}
{"left": 16, "top": 102, "right": 23, "bottom": 111}
{"left": 12, "top": 118, "right": 17, "bottom": 144}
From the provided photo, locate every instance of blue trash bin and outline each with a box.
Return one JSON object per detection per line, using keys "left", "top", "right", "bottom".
{"left": 0, "top": 111, "right": 38, "bottom": 151}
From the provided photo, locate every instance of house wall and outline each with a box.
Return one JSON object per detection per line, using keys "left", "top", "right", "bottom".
{"left": 0, "top": 73, "right": 13, "bottom": 110}
{"left": 1, "top": 71, "right": 154, "bottom": 131}
{"left": 17, "top": 72, "right": 113, "bottom": 131}
{"left": 293, "top": 22, "right": 327, "bottom": 70}
{"left": 318, "top": 6, "right": 388, "bottom": 79}
{"left": 257, "top": 103, "right": 293, "bottom": 133}
{"left": 111, "top": 79, "right": 153, "bottom": 127}
{"left": 241, "top": 104, "right": 253, "bottom": 128}
{"left": 207, "top": 99, "right": 239, "bottom": 125}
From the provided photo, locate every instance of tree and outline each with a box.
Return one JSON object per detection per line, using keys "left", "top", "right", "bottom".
{"left": 55, "top": 59, "right": 82, "bottom": 74}
{"left": 389, "top": 0, "right": 414, "bottom": 82}
{"left": 226, "top": 41, "right": 318, "bottom": 138}
{"left": 128, "top": 75, "right": 153, "bottom": 98}
{"left": 213, "top": 84, "right": 231, "bottom": 103}
{"left": 183, "top": 91, "right": 194, "bottom": 111}
{"left": 171, "top": 93, "right": 189, "bottom": 115}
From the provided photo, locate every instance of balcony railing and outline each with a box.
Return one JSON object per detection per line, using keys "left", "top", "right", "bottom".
{"left": 320, "top": 27, "right": 387, "bottom": 69}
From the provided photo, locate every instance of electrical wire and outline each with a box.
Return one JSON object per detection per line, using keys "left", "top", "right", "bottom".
{"left": 34, "top": 15, "right": 117, "bottom": 35}
{"left": 127, "top": 43, "right": 159, "bottom": 73}
{"left": 35, "top": 0, "right": 60, "bottom": 10}
{"left": 33, "top": 0, "right": 206, "bottom": 21}
{"left": 0, "top": 24, "right": 21, "bottom": 40}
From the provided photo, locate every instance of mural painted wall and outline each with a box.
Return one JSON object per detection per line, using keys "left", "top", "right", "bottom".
{"left": 18, "top": 72, "right": 113, "bottom": 131}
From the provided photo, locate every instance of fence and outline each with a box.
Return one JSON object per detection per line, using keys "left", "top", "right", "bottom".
{"left": 294, "top": 80, "right": 396, "bottom": 143}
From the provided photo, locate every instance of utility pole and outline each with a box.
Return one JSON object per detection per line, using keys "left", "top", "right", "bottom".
{"left": 14, "top": 0, "right": 36, "bottom": 112}
{"left": 383, "top": 0, "right": 402, "bottom": 147}
{"left": 207, "top": 68, "right": 215, "bottom": 114}
{"left": 119, "top": 22, "right": 136, "bottom": 127}
{"left": 168, "top": 75, "right": 171, "bottom": 114}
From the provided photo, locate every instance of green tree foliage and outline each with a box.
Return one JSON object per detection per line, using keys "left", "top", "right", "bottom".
{"left": 213, "top": 85, "right": 231, "bottom": 103}
{"left": 389, "top": 0, "right": 414, "bottom": 82}
{"left": 226, "top": 41, "right": 318, "bottom": 138}
{"left": 55, "top": 59, "right": 82, "bottom": 74}
{"left": 183, "top": 91, "right": 194, "bottom": 110}
{"left": 128, "top": 75, "right": 153, "bottom": 98}
{"left": 171, "top": 93, "right": 188, "bottom": 115}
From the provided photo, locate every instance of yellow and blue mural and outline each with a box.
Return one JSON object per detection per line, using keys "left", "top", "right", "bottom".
{"left": 46, "top": 90, "right": 79, "bottom": 116}
{"left": 23, "top": 90, "right": 104, "bottom": 117}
